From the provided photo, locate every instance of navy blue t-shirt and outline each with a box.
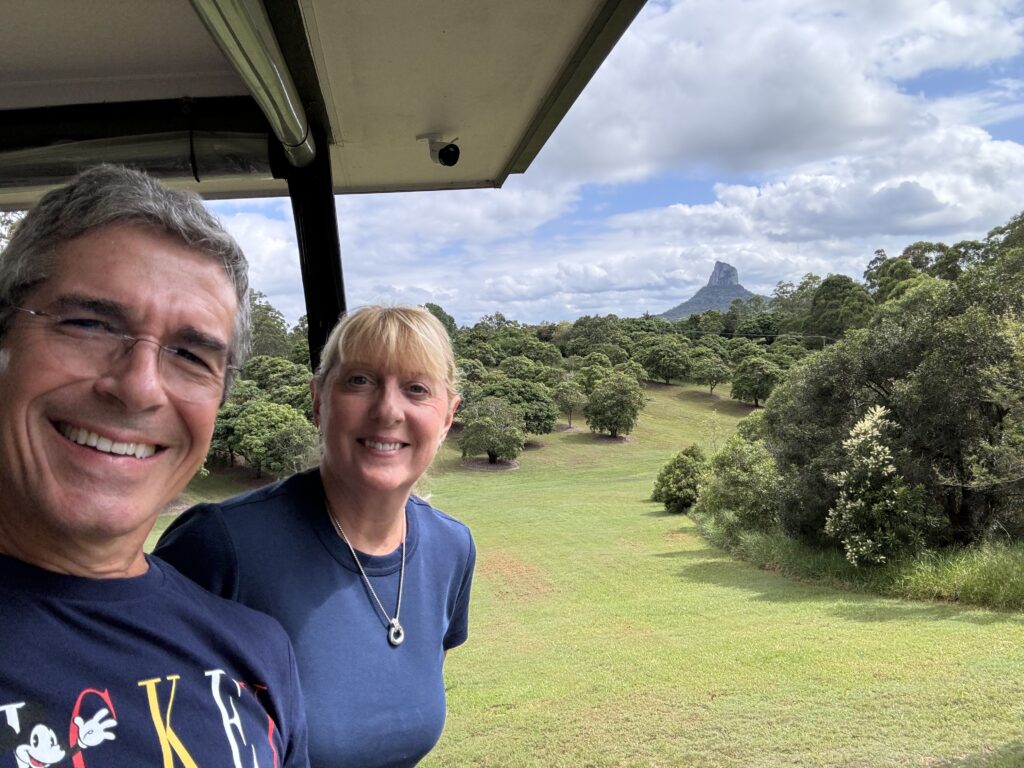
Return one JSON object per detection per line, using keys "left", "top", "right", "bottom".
{"left": 155, "top": 468, "right": 476, "bottom": 768}
{"left": 0, "top": 553, "right": 308, "bottom": 767}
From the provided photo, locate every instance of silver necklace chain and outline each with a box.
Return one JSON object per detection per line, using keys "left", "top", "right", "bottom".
{"left": 326, "top": 498, "right": 406, "bottom": 647}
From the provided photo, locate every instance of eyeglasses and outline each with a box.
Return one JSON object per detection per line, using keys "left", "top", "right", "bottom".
{"left": 13, "top": 306, "right": 233, "bottom": 404}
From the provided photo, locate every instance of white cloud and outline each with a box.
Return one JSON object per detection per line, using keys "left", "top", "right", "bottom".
{"left": 223, "top": 0, "right": 1024, "bottom": 327}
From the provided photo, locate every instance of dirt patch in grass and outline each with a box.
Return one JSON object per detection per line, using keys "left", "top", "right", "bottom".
{"left": 553, "top": 424, "right": 581, "bottom": 432}
{"left": 523, "top": 441, "right": 544, "bottom": 451}
{"left": 462, "top": 458, "right": 520, "bottom": 470}
{"left": 477, "top": 550, "right": 553, "bottom": 602}
{"left": 592, "top": 434, "right": 635, "bottom": 444}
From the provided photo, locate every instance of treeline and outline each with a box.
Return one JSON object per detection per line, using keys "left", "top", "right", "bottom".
{"left": 663, "top": 210, "right": 1024, "bottom": 566}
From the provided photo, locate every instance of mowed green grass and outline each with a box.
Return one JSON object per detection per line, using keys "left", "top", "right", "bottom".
{"left": 421, "top": 385, "right": 1024, "bottom": 768}
{"left": 158, "top": 383, "right": 1024, "bottom": 767}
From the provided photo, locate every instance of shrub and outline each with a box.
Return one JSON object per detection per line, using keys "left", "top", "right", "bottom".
{"left": 691, "top": 433, "right": 780, "bottom": 547}
{"left": 824, "top": 405, "right": 943, "bottom": 566}
{"left": 651, "top": 446, "right": 706, "bottom": 513}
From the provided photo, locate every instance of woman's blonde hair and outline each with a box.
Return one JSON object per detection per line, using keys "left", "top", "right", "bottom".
{"left": 314, "top": 305, "right": 459, "bottom": 400}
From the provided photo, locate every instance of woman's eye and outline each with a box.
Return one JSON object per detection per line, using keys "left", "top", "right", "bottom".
{"left": 408, "top": 383, "right": 430, "bottom": 395}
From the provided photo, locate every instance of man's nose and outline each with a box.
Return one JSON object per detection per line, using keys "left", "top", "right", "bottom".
{"left": 93, "top": 338, "right": 170, "bottom": 410}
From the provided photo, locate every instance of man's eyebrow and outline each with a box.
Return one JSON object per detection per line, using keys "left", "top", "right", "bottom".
{"left": 178, "top": 326, "right": 229, "bottom": 353}
{"left": 49, "top": 294, "right": 129, "bottom": 324}
{"left": 50, "top": 294, "right": 229, "bottom": 353}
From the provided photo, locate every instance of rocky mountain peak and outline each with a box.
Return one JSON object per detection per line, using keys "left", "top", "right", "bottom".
{"left": 707, "top": 261, "right": 739, "bottom": 288}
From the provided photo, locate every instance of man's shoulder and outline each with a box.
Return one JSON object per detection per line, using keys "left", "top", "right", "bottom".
{"left": 152, "top": 556, "right": 292, "bottom": 642}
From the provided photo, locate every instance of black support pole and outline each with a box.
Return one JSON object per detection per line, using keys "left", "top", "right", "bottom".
{"left": 283, "top": 128, "right": 346, "bottom": 370}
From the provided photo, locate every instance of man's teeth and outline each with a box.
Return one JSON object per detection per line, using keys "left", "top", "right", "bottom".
{"left": 60, "top": 424, "right": 156, "bottom": 459}
{"left": 365, "top": 440, "right": 402, "bottom": 451}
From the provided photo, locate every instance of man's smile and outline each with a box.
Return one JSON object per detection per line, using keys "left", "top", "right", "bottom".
{"left": 57, "top": 421, "right": 159, "bottom": 459}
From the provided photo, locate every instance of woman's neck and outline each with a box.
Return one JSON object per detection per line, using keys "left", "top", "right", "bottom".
{"left": 321, "top": 470, "right": 408, "bottom": 555}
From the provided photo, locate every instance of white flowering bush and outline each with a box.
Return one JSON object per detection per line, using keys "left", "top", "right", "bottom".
{"left": 825, "top": 405, "right": 939, "bottom": 566}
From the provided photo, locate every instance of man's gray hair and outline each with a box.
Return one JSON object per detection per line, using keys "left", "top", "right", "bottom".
{"left": 0, "top": 164, "right": 252, "bottom": 394}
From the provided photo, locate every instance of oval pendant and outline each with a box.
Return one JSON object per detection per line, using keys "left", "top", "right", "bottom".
{"left": 388, "top": 621, "right": 405, "bottom": 647}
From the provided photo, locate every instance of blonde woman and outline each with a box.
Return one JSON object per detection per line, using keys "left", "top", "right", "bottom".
{"left": 156, "top": 305, "right": 475, "bottom": 768}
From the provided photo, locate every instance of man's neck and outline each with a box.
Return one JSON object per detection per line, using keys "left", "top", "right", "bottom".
{"left": 0, "top": 519, "right": 150, "bottom": 578}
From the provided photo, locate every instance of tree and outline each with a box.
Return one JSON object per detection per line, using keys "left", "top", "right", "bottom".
{"left": 233, "top": 400, "right": 318, "bottom": 477}
{"left": 209, "top": 379, "right": 265, "bottom": 465}
{"left": 584, "top": 372, "right": 646, "bottom": 438}
{"left": 424, "top": 302, "right": 457, "bottom": 339}
{"left": 479, "top": 373, "right": 558, "bottom": 434}
{"left": 458, "top": 397, "right": 526, "bottom": 464}
{"left": 286, "top": 315, "right": 311, "bottom": 368}
{"left": 552, "top": 379, "right": 587, "bottom": 427}
{"left": 805, "top": 275, "right": 874, "bottom": 339}
{"left": 614, "top": 359, "right": 647, "bottom": 385}
{"left": 824, "top": 406, "right": 939, "bottom": 566}
{"left": 730, "top": 353, "right": 783, "bottom": 408}
{"left": 690, "top": 349, "right": 731, "bottom": 394}
{"left": 770, "top": 274, "right": 821, "bottom": 335}
{"left": 642, "top": 337, "right": 691, "bottom": 384}
{"left": 651, "top": 446, "right": 707, "bottom": 513}
{"left": 249, "top": 291, "right": 291, "bottom": 358}
{"left": 691, "top": 430, "right": 780, "bottom": 547}
{"left": 574, "top": 363, "right": 613, "bottom": 395}
{"left": 244, "top": 355, "right": 311, "bottom": 392}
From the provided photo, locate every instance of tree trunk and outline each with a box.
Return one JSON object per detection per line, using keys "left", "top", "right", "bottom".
{"left": 487, "top": 451, "right": 498, "bottom": 464}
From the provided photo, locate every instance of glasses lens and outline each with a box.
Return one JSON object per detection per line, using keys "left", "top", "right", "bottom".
{"left": 25, "top": 311, "right": 225, "bottom": 403}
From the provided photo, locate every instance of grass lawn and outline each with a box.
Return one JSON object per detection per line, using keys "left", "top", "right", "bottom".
{"left": 159, "top": 383, "right": 1024, "bottom": 766}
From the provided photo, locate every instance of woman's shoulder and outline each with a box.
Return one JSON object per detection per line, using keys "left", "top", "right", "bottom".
{"left": 407, "top": 495, "right": 474, "bottom": 549}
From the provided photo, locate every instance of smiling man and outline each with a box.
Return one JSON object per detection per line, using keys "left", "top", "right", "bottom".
{"left": 0, "top": 165, "right": 309, "bottom": 767}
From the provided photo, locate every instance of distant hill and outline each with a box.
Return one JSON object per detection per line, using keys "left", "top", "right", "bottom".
{"left": 660, "top": 262, "right": 763, "bottom": 319}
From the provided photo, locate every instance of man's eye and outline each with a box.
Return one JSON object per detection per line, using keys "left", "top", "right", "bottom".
{"left": 58, "top": 316, "right": 117, "bottom": 333}
{"left": 168, "top": 346, "right": 215, "bottom": 372}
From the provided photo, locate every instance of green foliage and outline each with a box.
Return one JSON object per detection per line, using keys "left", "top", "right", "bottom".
{"left": 249, "top": 290, "right": 291, "bottom": 358}
{"left": 479, "top": 373, "right": 558, "bottom": 434}
{"left": 729, "top": 353, "right": 783, "bottom": 407}
{"left": 584, "top": 371, "right": 646, "bottom": 438}
{"left": 424, "top": 302, "right": 458, "bottom": 338}
{"left": 651, "top": 446, "right": 706, "bottom": 513}
{"left": 824, "top": 406, "right": 942, "bottom": 566}
{"left": 457, "top": 356, "right": 487, "bottom": 384}
{"left": 552, "top": 379, "right": 587, "bottom": 427}
{"left": 286, "top": 315, "right": 311, "bottom": 368}
{"left": 232, "top": 399, "right": 318, "bottom": 477}
{"left": 770, "top": 274, "right": 821, "bottom": 335}
{"left": 691, "top": 433, "right": 780, "bottom": 547}
{"left": 689, "top": 348, "right": 731, "bottom": 394}
{"left": 613, "top": 358, "right": 647, "bottom": 385}
{"left": 458, "top": 396, "right": 526, "bottom": 463}
{"left": 642, "top": 337, "right": 691, "bottom": 384}
{"left": 574, "top": 363, "right": 612, "bottom": 395}
{"left": 243, "top": 355, "right": 311, "bottom": 391}
{"left": 806, "top": 274, "right": 874, "bottom": 339}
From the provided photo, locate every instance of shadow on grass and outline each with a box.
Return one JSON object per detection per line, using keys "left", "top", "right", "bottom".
{"left": 670, "top": 554, "right": 1024, "bottom": 627}
{"left": 932, "top": 742, "right": 1024, "bottom": 767}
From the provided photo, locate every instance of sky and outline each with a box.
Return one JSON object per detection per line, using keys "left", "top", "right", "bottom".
{"left": 212, "top": 0, "right": 1024, "bottom": 329}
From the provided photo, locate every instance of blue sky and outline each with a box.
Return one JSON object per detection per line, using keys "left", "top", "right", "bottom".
{"left": 213, "top": 0, "right": 1024, "bottom": 328}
